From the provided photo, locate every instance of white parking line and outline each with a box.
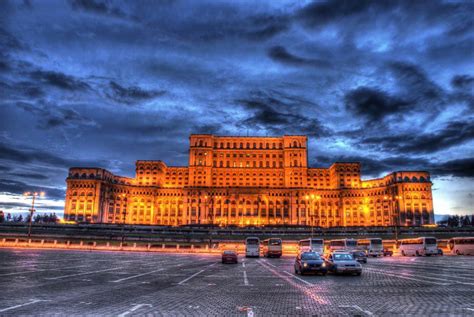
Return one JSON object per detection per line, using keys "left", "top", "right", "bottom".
{"left": 45, "top": 267, "right": 123, "bottom": 280}
{"left": 243, "top": 271, "right": 249, "bottom": 286}
{"left": 177, "top": 262, "right": 217, "bottom": 285}
{"left": 178, "top": 270, "right": 205, "bottom": 285}
{"left": 117, "top": 303, "right": 152, "bottom": 317}
{"left": 262, "top": 260, "right": 277, "bottom": 268}
{"left": 367, "top": 268, "right": 474, "bottom": 286}
{"left": 0, "top": 299, "right": 50, "bottom": 313}
{"left": 365, "top": 268, "right": 450, "bottom": 285}
{"left": 339, "top": 305, "right": 373, "bottom": 316}
{"left": 111, "top": 269, "right": 164, "bottom": 283}
{"left": 0, "top": 265, "right": 90, "bottom": 277}
{"left": 368, "top": 263, "right": 474, "bottom": 281}
{"left": 242, "top": 261, "right": 246, "bottom": 268}
{"left": 283, "top": 271, "right": 312, "bottom": 286}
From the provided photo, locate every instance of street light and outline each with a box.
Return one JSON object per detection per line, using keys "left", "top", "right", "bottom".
{"left": 119, "top": 193, "right": 127, "bottom": 244}
{"left": 384, "top": 195, "right": 402, "bottom": 246}
{"left": 23, "top": 191, "right": 45, "bottom": 238}
{"left": 305, "top": 194, "right": 321, "bottom": 237}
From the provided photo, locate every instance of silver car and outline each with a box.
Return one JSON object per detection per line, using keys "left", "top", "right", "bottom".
{"left": 325, "top": 252, "right": 362, "bottom": 276}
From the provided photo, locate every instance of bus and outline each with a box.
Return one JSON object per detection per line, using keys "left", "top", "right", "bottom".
{"left": 245, "top": 237, "right": 260, "bottom": 257}
{"left": 329, "top": 239, "right": 358, "bottom": 252}
{"left": 447, "top": 237, "right": 474, "bottom": 255}
{"left": 298, "top": 238, "right": 324, "bottom": 254}
{"left": 399, "top": 237, "right": 438, "bottom": 256}
{"left": 357, "top": 238, "right": 383, "bottom": 257}
{"left": 261, "top": 238, "right": 283, "bottom": 258}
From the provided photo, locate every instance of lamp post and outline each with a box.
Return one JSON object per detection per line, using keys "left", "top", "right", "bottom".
{"left": 120, "top": 194, "right": 127, "bottom": 244}
{"left": 394, "top": 195, "right": 401, "bottom": 244}
{"left": 305, "top": 194, "right": 321, "bottom": 237}
{"left": 23, "top": 191, "right": 45, "bottom": 238}
{"left": 385, "top": 195, "right": 402, "bottom": 245}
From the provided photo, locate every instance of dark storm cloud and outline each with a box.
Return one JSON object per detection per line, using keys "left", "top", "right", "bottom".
{"left": 451, "top": 75, "right": 474, "bottom": 90}
{"left": 107, "top": 81, "right": 166, "bottom": 105}
{"left": 30, "top": 70, "right": 90, "bottom": 91}
{"left": 0, "top": 27, "right": 25, "bottom": 51}
{"left": 237, "top": 91, "right": 331, "bottom": 138}
{"left": 0, "top": 141, "right": 107, "bottom": 169}
{"left": 297, "top": 0, "right": 375, "bottom": 28}
{"left": 315, "top": 154, "right": 474, "bottom": 179}
{"left": 344, "top": 87, "right": 411, "bottom": 121}
{"left": 359, "top": 120, "right": 474, "bottom": 154}
{"left": 0, "top": 178, "right": 64, "bottom": 200}
{"left": 388, "top": 62, "right": 443, "bottom": 102}
{"left": 314, "top": 154, "right": 429, "bottom": 177}
{"left": 8, "top": 172, "right": 49, "bottom": 180}
{"left": 268, "top": 46, "right": 331, "bottom": 68}
{"left": 16, "top": 101, "right": 95, "bottom": 129}
{"left": 69, "top": 0, "right": 128, "bottom": 19}
{"left": 430, "top": 158, "right": 474, "bottom": 178}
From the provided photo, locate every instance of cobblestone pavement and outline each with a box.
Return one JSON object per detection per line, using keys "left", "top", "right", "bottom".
{"left": 0, "top": 249, "right": 473, "bottom": 316}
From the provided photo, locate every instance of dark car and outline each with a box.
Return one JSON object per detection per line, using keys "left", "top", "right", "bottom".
{"left": 325, "top": 252, "right": 362, "bottom": 276}
{"left": 352, "top": 250, "right": 368, "bottom": 263}
{"left": 383, "top": 249, "right": 393, "bottom": 257}
{"left": 222, "top": 250, "right": 238, "bottom": 264}
{"left": 294, "top": 252, "right": 327, "bottom": 276}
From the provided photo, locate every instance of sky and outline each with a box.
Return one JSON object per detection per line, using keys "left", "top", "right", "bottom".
{"left": 0, "top": 0, "right": 473, "bottom": 217}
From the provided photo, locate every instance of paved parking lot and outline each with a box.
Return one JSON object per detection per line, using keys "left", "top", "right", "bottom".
{"left": 0, "top": 249, "right": 473, "bottom": 316}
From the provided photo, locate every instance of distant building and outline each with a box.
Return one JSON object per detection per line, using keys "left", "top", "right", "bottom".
{"left": 64, "top": 134, "right": 434, "bottom": 226}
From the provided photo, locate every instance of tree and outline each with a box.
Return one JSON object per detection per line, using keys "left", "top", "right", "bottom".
{"left": 461, "top": 216, "right": 471, "bottom": 227}
{"left": 50, "top": 213, "right": 58, "bottom": 223}
{"left": 34, "top": 214, "right": 42, "bottom": 223}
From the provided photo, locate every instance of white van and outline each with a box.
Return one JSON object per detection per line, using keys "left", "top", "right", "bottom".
{"left": 298, "top": 238, "right": 324, "bottom": 254}
{"left": 357, "top": 238, "right": 383, "bottom": 257}
{"left": 448, "top": 237, "right": 474, "bottom": 255}
{"left": 329, "top": 239, "right": 358, "bottom": 252}
{"left": 245, "top": 237, "right": 260, "bottom": 257}
{"left": 399, "top": 237, "right": 437, "bottom": 256}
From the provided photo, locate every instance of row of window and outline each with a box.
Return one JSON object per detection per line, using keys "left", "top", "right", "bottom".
{"left": 193, "top": 140, "right": 303, "bottom": 149}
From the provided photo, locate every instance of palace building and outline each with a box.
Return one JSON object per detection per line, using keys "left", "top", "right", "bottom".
{"left": 64, "top": 134, "right": 434, "bottom": 227}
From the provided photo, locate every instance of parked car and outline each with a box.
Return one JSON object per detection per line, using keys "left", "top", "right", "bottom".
{"left": 222, "top": 250, "right": 238, "bottom": 264}
{"left": 383, "top": 249, "right": 393, "bottom": 257}
{"left": 325, "top": 252, "right": 362, "bottom": 276}
{"left": 352, "top": 250, "right": 368, "bottom": 263}
{"left": 294, "top": 252, "right": 327, "bottom": 276}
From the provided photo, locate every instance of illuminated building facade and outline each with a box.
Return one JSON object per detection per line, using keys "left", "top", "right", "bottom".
{"left": 64, "top": 134, "right": 434, "bottom": 227}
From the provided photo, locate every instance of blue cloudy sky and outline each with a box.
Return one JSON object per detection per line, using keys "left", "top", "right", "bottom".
{"left": 0, "top": 0, "right": 473, "bottom": 217}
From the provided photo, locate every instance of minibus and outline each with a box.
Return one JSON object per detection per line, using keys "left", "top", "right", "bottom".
{"left": 399, "top": 237, "right": 437, "bottom": 256}
{"left": 245, "top": 237, "right": 260, "bottom": 257}
{"left": 298, "top": 238, "right": 324, "bottom": 254}
{"left": 447, "top": 237, "right": 474, "bottom": 255}
{"left": 357, "top": 238, "right": 383, "bottom": 257}
{"left": 329, "top": 239, "right": 357, "bottom": 252}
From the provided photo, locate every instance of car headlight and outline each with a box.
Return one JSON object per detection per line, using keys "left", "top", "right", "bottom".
{"left": 303, "top": 262, "right": 308, "bottom": 268}
{"left": 322, "top": 262, "right": 326, "bottom": 267}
